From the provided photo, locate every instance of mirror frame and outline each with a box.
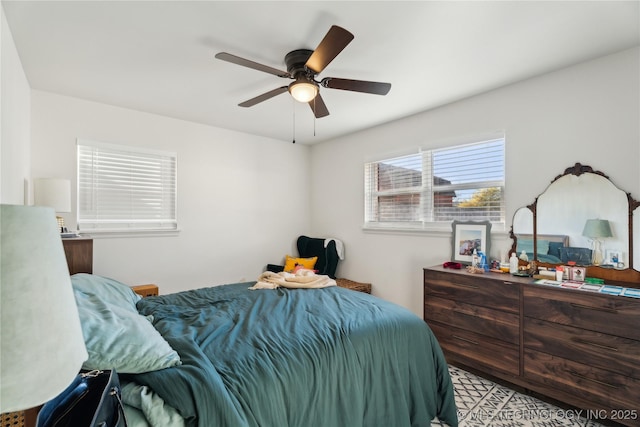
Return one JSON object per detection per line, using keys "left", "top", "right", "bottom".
{"left": 510, "top": 163, "right": 640, "bottom": 286}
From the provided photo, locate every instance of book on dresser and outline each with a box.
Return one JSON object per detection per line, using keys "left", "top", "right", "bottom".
{"left": 424, "top": 265, "right": 640, "bottom": 427}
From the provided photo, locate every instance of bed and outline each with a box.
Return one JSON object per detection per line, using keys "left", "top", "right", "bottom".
{"left": 516, "top": 234, "right": 596, "bottom": 265}
{"left": 70, "top": 273, "right": 458, "bottom": 427}
{"left": 516, "top": 234, "right": 569, "bottom": 264}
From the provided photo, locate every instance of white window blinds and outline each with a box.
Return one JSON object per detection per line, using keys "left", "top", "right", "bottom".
{"left": 77, "top": 140, "right": 177, "bottom": 233}
{"left": 364, "top": 138, "right": 505, "bottom": 230}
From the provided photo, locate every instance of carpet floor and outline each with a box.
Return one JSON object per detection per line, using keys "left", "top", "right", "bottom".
{"left": 431, "top": 366, "right": 607, "bottom": 427}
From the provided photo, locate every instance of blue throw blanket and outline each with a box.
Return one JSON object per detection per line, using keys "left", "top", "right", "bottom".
{"left": 132, "top": 283, "right": 458, "bottom": 427}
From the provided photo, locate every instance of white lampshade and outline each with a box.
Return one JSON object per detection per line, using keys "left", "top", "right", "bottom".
{"left": 288, "top": 79, "right": 318, "bottom": 103}
{"left": 0, "top": 204, "right": 88, "bottom": 413}
{"left": 33, "top": 178, "right": 71, "bottom": 213}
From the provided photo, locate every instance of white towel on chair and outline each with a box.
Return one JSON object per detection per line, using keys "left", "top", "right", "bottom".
{"left": 325, "top": 238, "right": 344, "bottom": 260}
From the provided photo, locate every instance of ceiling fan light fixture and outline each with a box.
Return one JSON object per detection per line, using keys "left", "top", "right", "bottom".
{"left": 288, "top": 79, "right": 318, "bottom": 103}
{"left": 216, "top": 26, "right": 390, "bottom": 119}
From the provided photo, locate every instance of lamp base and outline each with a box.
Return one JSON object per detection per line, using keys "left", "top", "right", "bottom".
{"left": 591, "top": 239, "right": 603, "bottom": 266}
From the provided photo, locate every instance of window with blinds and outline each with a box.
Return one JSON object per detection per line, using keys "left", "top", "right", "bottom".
{"left": 364, "top": 138, "right": 505, "bottom": 230}
{"left": 77, "top": 139, "right": 177, "bottom": 233}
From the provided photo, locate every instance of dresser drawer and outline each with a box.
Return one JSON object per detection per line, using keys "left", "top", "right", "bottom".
{"left": 524, "top": 349, "right": 640, "bottom": 414}
{"left": 428, "top": 321, "right": 520, "bottom": 376}
{"left": 524, "top": 317, "right": 640, "bottom": 379}
{"left": 425, "top": 295, "right": 519, "bottom": 344}
{"left": 523, "top": 285, "right": 640, "bottom": 340}
{"left": 424, "top": 270, "right": 519, "bottom": 314}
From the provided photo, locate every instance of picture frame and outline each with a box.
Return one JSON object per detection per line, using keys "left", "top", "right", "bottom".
{"left": 604, "top": 249, "right": 625, "bottom": 268}
{"left": 451, "top": 220, "right": 492, "bottom": 265}
{"left": 569, "top": 266, "right": 586, "bottom": 282}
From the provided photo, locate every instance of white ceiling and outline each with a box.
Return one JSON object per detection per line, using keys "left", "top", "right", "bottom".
{"left": 3, "top": 1, "right": 639, "bottom": 145}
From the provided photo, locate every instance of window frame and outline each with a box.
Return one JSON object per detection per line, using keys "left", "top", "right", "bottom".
{"left": 364, "top": 137, "right": 505, "bottom": 232}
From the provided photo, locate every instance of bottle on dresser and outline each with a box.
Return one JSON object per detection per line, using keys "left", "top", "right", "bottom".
{"left": 509, "top": 252, "right": 519, "bottom": 274}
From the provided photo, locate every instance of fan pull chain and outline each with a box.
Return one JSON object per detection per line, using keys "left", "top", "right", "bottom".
{"left": 292, "top": 98, "right": 296, "bottom": 144}
{"left": 313, "top": 97, "right": 317, "bottom": 137}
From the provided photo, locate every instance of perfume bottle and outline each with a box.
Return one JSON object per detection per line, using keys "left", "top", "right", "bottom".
{"left": 472, "top": 249, "right": 479, "bottom": 268}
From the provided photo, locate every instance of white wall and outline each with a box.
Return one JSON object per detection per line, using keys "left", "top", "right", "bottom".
{"left": 8, "top": 4, "right": 638, "bottom": 313}
{"left": 0, "top": 6, "right": 31, "bottom": 204}
{"left": 30, "top": 91, "right": 312, "bottom": 294}
{"left": 310, "top": 47, "right": 640, "bottom": 315}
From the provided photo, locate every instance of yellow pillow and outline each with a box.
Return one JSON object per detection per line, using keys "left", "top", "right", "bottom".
{"left": 283, "top": 255, "right": 318, "bottom": 273}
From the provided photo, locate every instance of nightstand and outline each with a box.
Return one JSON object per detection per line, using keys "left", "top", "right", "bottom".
{"left": 131, "top": 284, "right": 159, "bottom": 298}
{"left": 336, "top": 278, "right": 372, "bottom": 294}
{"left": 62, "top": 237, "right": 93, "bottom": 275}
{"left": 1, "top": 407, "right": 38, "bottom": 427}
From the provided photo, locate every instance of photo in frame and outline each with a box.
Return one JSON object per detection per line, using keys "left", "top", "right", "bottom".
{"left": 451, "top": 220, "right": 492, "bottom": 265}
{"left": 569, "top": 266, "right": 586, "bottom": 282}
{"left": 605, "top": 249, "right": 625, "bottom": 268}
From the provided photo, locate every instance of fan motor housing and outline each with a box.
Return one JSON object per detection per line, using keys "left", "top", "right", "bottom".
{"left": 285, "top": 49, "right": 314, "bottom": 78}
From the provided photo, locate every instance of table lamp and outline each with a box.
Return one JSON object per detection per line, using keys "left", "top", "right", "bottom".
{"left": 0, "top": 205, "right": 88, "bottom": 415}
{"left": 33, "top": 178, "right": 71, "bottom": 232}
{"left": 582, "top": 219, "right": 612, "bottom": 266}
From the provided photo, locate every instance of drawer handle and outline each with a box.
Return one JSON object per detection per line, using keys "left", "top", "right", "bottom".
{"left": 452, "top": 335, "right": 478, "bottom": 345}
{"left": 570, "top": 337, "right": 618, "bottom": 352}
{"left": 569, "top": 370, "right": 618, "bottom": 389}
{"left": 454, "top": 283, "right": 479, "bottom": 290}
{"left": 570, "top": 303, "right": 617, "bottom": 314}
{"left": 451, "top": 309, "right": 471, "bottom": 317}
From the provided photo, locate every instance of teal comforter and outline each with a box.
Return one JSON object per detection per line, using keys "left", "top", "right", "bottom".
{"left": 133, "top": 283, "right": 458, "bottom": 427}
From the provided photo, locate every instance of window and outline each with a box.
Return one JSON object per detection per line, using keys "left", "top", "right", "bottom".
{"left": 364, "top": 138, "right": 505, "bottom": 230}
{"left": 77, "top": 139, "right": 177, "bottom": 233}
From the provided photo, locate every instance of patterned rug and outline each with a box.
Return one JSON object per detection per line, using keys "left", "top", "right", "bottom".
{"left": 431, "top": 366, "right": 606, "bottom": 427}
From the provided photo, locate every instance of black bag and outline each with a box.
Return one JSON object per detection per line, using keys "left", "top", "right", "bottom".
{"left": 36, "top": 369, "right": 128, "bottom": 427}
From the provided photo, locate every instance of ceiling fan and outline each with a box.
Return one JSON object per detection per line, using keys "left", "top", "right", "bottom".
{"left": 215, "top": 25, "right": 391, "bottom": 118}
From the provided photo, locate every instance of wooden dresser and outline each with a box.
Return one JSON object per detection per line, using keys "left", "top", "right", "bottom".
{"left": 62, "top": 237, "right": 93, "bottom": 275}
{"left": 424, "top": 265, "right": 640, "bottom": 427}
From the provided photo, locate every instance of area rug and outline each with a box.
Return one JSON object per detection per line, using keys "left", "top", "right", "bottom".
{"left": 431, "top": 366, "right": 606, "bottom": 427}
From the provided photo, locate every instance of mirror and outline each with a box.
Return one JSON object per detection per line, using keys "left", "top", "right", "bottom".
{"left": 511, "top": 163, "right": 640, "bottom": 284}
{"left": 634, "top": 201, "right": 640, "bottom": 270}
{"left": 537, "top": 173, "right": 628, "bottom": 262}
{"left": 512, "top": 206, "right": 533, "bottom": 235}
